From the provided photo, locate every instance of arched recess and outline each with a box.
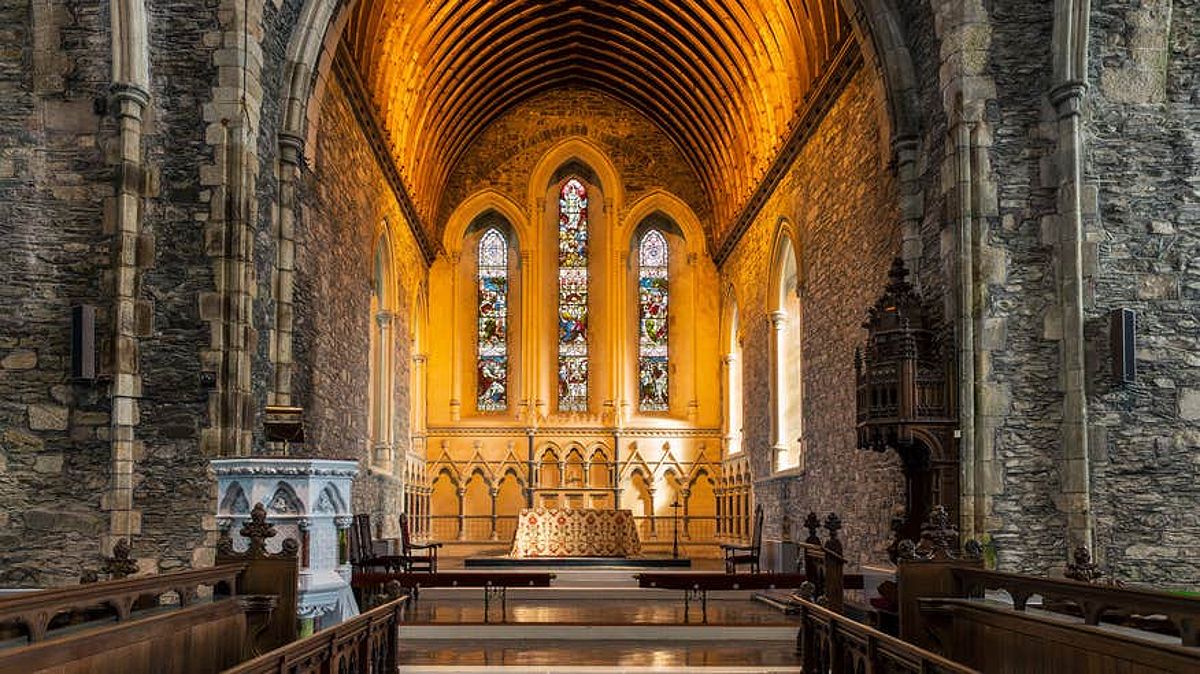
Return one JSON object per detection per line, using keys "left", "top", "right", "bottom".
{"left": 368, "top": 225, "right": 399, "bottom": 471}
{"left": 620, "top": 192, "right": 712, "bottom": 422}
{"left": 836, "top": 0, "right": 922, "bottom": 147}
{"left": 768, "top": 219, "right": 805, "bottom": 473}
{"left": 443, "top": 190, "right": 530, "bottom": 257}
{"left": 409, "top": 282, "right": 429, "bottom": 459}
{"left": 533, "top": 150, "right": 619, "bottom": 417}
{"left": 444, "top": 211, "right": 523, "bottom": 417}
{"left": 720, "top": 285, "right": 744, "bottom": 457}
{"left": 527, "top": 137, "right": 624, "bottom": 213}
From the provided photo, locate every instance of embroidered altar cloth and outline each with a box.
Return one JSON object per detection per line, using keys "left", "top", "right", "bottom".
{"left": 510, "top": 508, "right": 641, "bottom": 558}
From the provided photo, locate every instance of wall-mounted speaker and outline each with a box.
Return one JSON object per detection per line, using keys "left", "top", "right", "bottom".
{"left": 71, "top": 305, "right": 96, "bottom": 381}
{"left": 1109, "top": 308, "right": 1136, "bottom": 385}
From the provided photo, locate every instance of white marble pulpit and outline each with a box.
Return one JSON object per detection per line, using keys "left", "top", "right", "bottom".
{"left": 211, "top": 457, "right": 360, "bottom": 627}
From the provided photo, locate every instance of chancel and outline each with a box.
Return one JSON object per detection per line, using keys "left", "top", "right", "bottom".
{"left": 0, "top": 1, "right": 1197, "bottom": 672}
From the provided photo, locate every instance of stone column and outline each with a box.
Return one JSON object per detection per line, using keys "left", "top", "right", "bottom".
{"left": 448, "top": 253, "right": 462, "bottom": 421}
{"left": 646, "top": 487, "right": 657, "bottom": 539}
{"left": 769, "top": 310, "right": 789, "bottom": 469}
{"left": 456, "top": 487, "right": 467, "bottom": 541}
{"left": 489, "top": 486, "right": 499, "bottom": 541}
{"left": 105, "top": 82, "right": 151, "bottom": 555}
{"left": 373, "top": 312, "right": 394, "bottom": 469}
{"left": 271, "top": 132, "right": 303, "bottom": 406}
{"left": 681, "top": 488, "right": 691, "bottom": 540}
{"left": 1050, "top": 81, "right": 1093, "bottom": 554}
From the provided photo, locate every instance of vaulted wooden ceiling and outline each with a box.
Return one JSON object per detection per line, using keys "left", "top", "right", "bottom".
{"left": 344, "top": 0, "right": 850, "bottom": 240}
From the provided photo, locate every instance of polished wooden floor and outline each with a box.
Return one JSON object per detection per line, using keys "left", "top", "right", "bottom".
{"left": 401, "top": 597, "right": 800, "bottom": 625}
{"left": 397, "top": 639, "right": 803, "bottom": 667}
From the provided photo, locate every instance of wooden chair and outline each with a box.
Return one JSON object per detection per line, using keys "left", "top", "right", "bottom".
{"left": 721, "top": 504, "right": 763, "bottom": 573}
{"left": 349, "top": 513, "right": 408, "bottom": 573}
{"left": 399, "top": 512, "right": 442, "bottom": 573}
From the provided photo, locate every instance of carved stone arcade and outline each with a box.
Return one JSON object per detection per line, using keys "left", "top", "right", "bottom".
{"left": 212, "top": 458, "right": 360, "bottom": 627}
{"left": 855, "top": 259, "right": 958, "bottom": 552}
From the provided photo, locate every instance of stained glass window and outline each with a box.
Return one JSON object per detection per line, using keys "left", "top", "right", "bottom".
{"left": 557, "top": 179, "right": 589, "bottom": 412}
{"left": 477, "top": 228, "right": 508, "bottom": 411}
{"left": 638, "top": 229, "right": 669, "bottom": 411}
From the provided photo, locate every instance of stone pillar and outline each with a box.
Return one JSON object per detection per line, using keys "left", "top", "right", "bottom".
{"left": 105, "top": 82, "right": 151, "bottom": 555}
{"left": 448, "top": 253, "right": 462, "bottom": 421}
{"left": 681, "top": 488, "right": 691, "bottom": 540}
{"left": 647, "top": 487, "right": 657, "bottom": 539}
{"left": 489, "top": 486, "right": 499, "bottom": 541}
{"left": 271, "top": 132, "right": 303, "bottom": 406}
{"left": 373, "top": 312, "right": 394, "bottom": 469}
{"left": 1051, "top": 79, "right": 1093, "bottom": 554}
{"left": 769, "top": 310, "right": 789, "bottom": 469}
{"left": 456, "top": 487, "right": 467, "bottom": 541}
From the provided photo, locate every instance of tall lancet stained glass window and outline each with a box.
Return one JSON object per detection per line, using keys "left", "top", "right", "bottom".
{"left": 638, "top": 229, "right": 669, "bottom": 411}
{"left": 558, "top": 179, "right": 589, "bottom": 412}
{"left": 477, "top": 228, "right": 509, "bottom": 411}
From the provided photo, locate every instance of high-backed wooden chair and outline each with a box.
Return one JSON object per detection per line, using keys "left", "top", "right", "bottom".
{"left": 399, "top": 512, "right": 442, "bottom": 573}
{"left": 721, "top": 504, "right": 763, "bottom": 573}
{"left": 349, "top": 513, "right": 408, "bottom": 573}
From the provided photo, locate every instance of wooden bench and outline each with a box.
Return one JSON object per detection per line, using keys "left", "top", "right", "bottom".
{"left": 636, "top": 572, "right": 813, "bottom": 623}
{"left": 351, "top": 571, "right": 556, "bottom": 622}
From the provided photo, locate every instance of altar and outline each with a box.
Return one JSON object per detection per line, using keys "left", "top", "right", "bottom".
{"left": 509, "top": 507, "right": 641, "bottom": 558}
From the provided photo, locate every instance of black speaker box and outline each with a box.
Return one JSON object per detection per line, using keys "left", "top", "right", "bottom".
{"left": 1109, "top": 308, "right": 1136, "bottom": 385}
{"left": 71, "top": 304, "right": 96, "bottom": 381}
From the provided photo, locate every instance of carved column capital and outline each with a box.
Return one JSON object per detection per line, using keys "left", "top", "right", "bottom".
{"left": 769, "top": 310, "right": 788, "bottom": 330}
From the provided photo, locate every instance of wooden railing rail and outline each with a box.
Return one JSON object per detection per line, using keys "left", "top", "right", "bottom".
{"left": 794, "top": 594, "right": 978, "bottom": 673}
{"left": 221, "top": 594, "right": 408, "bottom": 674}
{"left": 951, "top": 567, "right": 1200, "bottom": 646}
{"left": 0, "top": 563, "right": 246, "bottom": 644}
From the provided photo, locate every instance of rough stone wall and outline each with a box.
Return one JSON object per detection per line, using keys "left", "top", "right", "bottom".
{"left": 128, "top": 0, "right": 224, "bottom": 576}
{"left": 293, "top": 75, "right": 423, "bottom": 525}
{"left": 720, "top": 67, "right": 907, "bottom": 565}
{"left": 0, "top": 0, "right": 115, "bottom": 586}
{"left": 438, "top": 88, "right": 711, "bottom": 236}
{"left": 249, "top": 0, "right": 304, "bottom": 450}
{"left": 1084, "top": 0, "right": 1200, "bottom": 584}
{"left": 975, "top": 0, "right": 1067, "bottom": 575}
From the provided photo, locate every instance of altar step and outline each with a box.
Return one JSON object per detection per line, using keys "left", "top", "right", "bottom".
{"left": 396, "top": 637, "right": 802, "bottom": 672}
{"left": 400, "top": 623, "right": 797, "bottom": 640}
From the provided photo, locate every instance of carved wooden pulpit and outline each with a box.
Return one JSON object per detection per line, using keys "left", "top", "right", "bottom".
{"left": 855, "top": 258, "right": 958, "bottom": 557}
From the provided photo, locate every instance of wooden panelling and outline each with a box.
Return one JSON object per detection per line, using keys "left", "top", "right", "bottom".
{"left": 0, "top": 599, "right": 247, "bottom": 674}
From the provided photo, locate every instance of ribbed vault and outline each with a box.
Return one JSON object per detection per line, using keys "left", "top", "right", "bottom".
{"left": 344, "top": 0, "right": 851, "bottom": 240}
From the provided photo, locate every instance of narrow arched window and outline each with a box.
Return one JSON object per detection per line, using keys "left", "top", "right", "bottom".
{"left": 637, "top": 229, "right": 669, "bottom": 411}
{"left": 477, "top": 228, "right": 509, "bottom": 411}
{"left": 557, "top": 178, "right": 589, "bottom": 412}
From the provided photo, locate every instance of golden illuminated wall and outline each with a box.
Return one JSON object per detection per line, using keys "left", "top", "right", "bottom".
{"left": 420, "top": 92, "right": 725, "bottom": 547}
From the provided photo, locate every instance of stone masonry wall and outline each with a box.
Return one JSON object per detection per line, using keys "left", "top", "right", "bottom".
{"left": 293, "top": 75, "right": 424, "bottom": 529}
{"left": 0, "top": 0, "right": 115, "bottom": 586}
{"left": 1084, "top": 0, "right": 1200, "bottom": 584}
{"left": 720, "top": 67, "right": 907, "bottom": 566}
{"left": 438, "top": 88, "right": 711, "bottom": 237}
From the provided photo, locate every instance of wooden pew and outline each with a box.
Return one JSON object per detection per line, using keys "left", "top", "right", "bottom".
{"left": 351, "top": 571, "right": 556, "bottom": 622}
{"left": 896, "top": 506, "right": 1200, "bottom": 673}
{"left": 0, "top": 502, "right": 300, "bottom": 674}
{"left": 635, "top": 572, "right": 814, "bottom": 623}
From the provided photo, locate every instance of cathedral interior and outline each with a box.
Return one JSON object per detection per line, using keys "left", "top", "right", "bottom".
{"left": 0, "top": 0, "right": 1197, "bottom": 671}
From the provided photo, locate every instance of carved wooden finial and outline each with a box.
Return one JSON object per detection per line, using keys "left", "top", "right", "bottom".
{"left": 241, "top": 503, "right": 277, "bottom": 557}
{"left": 803, "top": 511, "right": 821, "bottom": 545}
{"left": 1064, "top": 545, "right": 1103, "bottom": 583}
{"left": 823, "top": 513, "right": 843, "bottom": 556}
